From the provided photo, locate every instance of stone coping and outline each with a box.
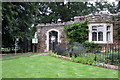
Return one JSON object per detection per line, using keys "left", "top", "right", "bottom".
{"left": 37, "top": 21, "right": 113, "bottom": 27}
{"left": 37, "top": 21, "right": 77, "bottom": 27}
{"left": 36, "top": 12, "right": 119, "bottom": 27}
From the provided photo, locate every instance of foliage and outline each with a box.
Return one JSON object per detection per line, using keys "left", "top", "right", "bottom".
{"left": 2, "top": 2, "right": 119, "bottom": 52}
{"left": 78, "top": 52, "right": 120, "bottom": 66}
{"left": 35, "top": 2, "right": 119, "bottom": 23}
{"left": 117, "top": 1, "right": 120, "bottom": 12}
{"left": 45, "top": 2, "right": 119, "bottom": 23}
{"left": 116, "top": 26, "right": 120, "bottom": 40}
{"left": 95, "top": 2, "right": 118, "bottom": 13}
{"left": 117, "top": 26, "right": 120, "bottom": 35}
{"left": 49, "top": 51, "right": 58, "bottom": 57}
{"left": 71, "top": 56, "right": 97, "bottom": 65}
{"left": 54, "top": 44, "right": 69, "bottom": 56}
{"left": 64, "top": 21, "right": 89, "bottom": 44}
{"left": 82, "top": 42, "right": 100, "bottom": 53}
{"left": 68, "top": 42, "right": 86, "bottom": 57}
{"left": 51, "top": 54, "right": 58, "bottom": 58}
{"left": 71, "top": 49, "right": 120, "bottom": 66}
{"left": 105, "top": 52, "right": 120, "bottom": 65}
{"left": 2, "top": 2, "right": 39, "bottom": 52}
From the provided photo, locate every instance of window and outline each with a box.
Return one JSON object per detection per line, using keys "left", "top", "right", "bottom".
{"left": 89, "top": 24, "right": 112, "bottom": 43}
{"left": 107, "top": 32, "right": 110, "bottom": 41}
{"left": 98, "top": 32, "right": 103, "bottom": 41}
{"left": 92, "top": 32, "right": 97, "bottom": 41}
{"left": 92, "top": 26, "right": 103, "bottom": 31}
{"left": 92, "top": 26, "right": 97, "bottom": 30}
{"left": 91, "top": 26, "right": 103, "bottom": 41}
{"left": 107, "top": 26, "right": 110, "bottom": 31}
{"left": 98, "top": 26, "right": 103, "bottom": 31}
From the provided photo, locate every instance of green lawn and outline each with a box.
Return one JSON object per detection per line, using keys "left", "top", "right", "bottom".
{"left": 2, "top": 53, "right": 118, "bottom": 78}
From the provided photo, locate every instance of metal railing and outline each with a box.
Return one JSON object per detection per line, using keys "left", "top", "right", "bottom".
{"left": 54, "top": 43, "right": 120, "bottom": 66}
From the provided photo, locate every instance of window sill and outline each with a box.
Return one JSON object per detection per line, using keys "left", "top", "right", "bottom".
{"left": 89, "top": 41, "right": 113, "bottom": 44}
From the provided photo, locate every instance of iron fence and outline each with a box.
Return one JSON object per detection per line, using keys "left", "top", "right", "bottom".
{"left": 92, "top": 44, "right": 120, "bottom": 66}
{"left": 54, "top": 43, "right": 120, "bottom": 66}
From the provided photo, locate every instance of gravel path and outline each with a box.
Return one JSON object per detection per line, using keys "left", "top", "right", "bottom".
{"left": 30, "top": 53, "right": 49, "bottom": 57}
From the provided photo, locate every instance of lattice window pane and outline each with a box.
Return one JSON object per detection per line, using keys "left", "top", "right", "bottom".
{"left": 107, "top": 32, "right": 110, "bottom": 41}
{"left": 92, "top": 26, "right": 97, "bottom": 31}
{"left": 98, "top": 32, "right": 103, "bottom": 41}
{"left": 92, "top": 32, "right": 97, "bottom": 41}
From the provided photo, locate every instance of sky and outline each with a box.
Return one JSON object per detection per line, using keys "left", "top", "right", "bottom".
{"left": 64, "top": 0, "right": 118, "bottom": 5}
{"left": 88, "top": 0, "right": 118, "bottom": 4}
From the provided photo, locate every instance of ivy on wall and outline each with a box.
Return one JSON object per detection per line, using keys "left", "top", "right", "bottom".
{"left": 117, "top": 26, "right": 120, "bottom": 40}
{"left": 64, "top": 21, "right": 89, "bottom": 44}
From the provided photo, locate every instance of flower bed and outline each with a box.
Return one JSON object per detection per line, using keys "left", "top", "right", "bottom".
{"left": 49, "top": 52, "right": 119, "bottom": 70}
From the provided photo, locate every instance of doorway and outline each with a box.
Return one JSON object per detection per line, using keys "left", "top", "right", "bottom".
{"left": 49, "top": 31, "right": 58, "bottom": 51}
{"left": 46, "top": 29, "right": 60, "bottom": 51}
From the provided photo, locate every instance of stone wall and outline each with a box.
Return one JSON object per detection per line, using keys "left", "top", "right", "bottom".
{"left": 36, "top": 12, "right": 120, "bottom": 52}
{"left": 112, "top": 14, "right": 119, "bottom": 44}
{"left": 37, "top": 25, "right": 68, "bottom": 52}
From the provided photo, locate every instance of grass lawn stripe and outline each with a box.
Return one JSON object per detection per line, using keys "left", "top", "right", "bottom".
{"left": 2, "top": 54, "right": 118, "bottom": 78}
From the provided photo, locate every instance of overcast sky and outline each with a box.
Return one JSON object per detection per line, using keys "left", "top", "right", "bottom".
{"left": 88, "top": 0, "right": 118, "bottom": 4}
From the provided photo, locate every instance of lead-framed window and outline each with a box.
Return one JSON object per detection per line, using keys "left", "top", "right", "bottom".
{"left": 90, "top": 24, "right": 113, "bottom": 43}
{"left": 92, "top": 25, "right": 103, "bottom": 41}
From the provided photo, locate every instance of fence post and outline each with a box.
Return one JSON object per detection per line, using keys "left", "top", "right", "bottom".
{"left": 94, "top": 52, "right": 96, "bottom": 61}
{"left": 118, "top": 44, "right": 120, "bottom": 65}
{"left": 93, "top": 45, "right": 96, "bottom": 61}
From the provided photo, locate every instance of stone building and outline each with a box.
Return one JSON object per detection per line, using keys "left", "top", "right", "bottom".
{"left": 36, "top": 11, "right": 120, "bottom": 52}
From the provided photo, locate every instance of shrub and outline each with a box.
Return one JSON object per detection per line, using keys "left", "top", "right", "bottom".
{"left": 87, "top": 57, "right": 95, "bottom": 65}
{"left": 82, "top": 42, "right": 100, "bottom": 53}
{"left": 71, "top": 55, "right": 97, "bottom": 65}
{"left": 92, "top": 61, "right": 98, "bottom": 66}
{"left": 49, "top": 51, "right": 58, "bottom": 57}
{"left": 49, "top": 51, "right": 54, "bottom": 56}
{"left": 71, "top": 56, "right": 76, "bottom": 61}
{"left": 54, "top": 44, "right": 69, "bottom": 56}
{"left": 69, "top": 42, "right": 86, "bottom": 57}
{"left": 80, "top": 57, "right": 88, "bottom": 64}
{"left": 106, "top": 53, "right": 120, "bottom": 65}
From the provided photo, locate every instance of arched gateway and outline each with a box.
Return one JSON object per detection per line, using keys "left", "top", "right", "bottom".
{"left": 46, "top": 29, "right": 60, "bottom": 51}
{"left": 36, "top": 23, "right": 66, "bottom": 52}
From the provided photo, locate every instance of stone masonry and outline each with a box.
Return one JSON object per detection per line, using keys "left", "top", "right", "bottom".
{"left": 36, "top": 11, "right": 120, "bottom": 52}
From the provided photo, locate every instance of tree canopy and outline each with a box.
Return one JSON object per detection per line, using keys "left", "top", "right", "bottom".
{"left": 2, "top": 2, "right": 119, "bottom": 52}
{"left": 2, "top": 2, "right": 38, "bottom": 48}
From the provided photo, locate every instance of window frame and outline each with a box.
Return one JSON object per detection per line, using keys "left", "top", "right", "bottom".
{"left": 88, "top": 23, "right": 113, "bottom": 44}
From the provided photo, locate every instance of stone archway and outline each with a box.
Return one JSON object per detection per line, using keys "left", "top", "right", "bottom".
{"left": 46, "top": 29, "right": 60, "bottom": 51}
{"left": 49, "top": 31, "right": 58, "bottom": 51}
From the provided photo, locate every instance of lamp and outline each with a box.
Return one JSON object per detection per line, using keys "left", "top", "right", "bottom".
{"left": 60, "top": 35, "right": 64, "bottom": 38}
{"left": 51, "top": 36, "right": 56, "bottom": 51}
{"left": 51, "top": 36, "right": 56, "bottom": 42}
{"left": 16, "top": 38, "right": 19, "bottom": 41}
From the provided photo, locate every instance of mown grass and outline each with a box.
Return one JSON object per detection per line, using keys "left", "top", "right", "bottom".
{"left": 2, "top": 53, "right": 118, "bottom": 78}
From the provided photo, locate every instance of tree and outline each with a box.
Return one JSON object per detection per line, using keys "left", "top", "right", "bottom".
{"left": 117, "top": 1, "right": 120, "bottom": 12}
{"left": 2, "top": 2, "right": 39, "bottom": 52}
{"left": 45, "top": 2, "right": 118, "bottom": 23}
{"left": 2, "top": 2, "right": 118, "bottom": 53}
{"left": 64, "top": 21, "right": 89, "bottom": 44}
